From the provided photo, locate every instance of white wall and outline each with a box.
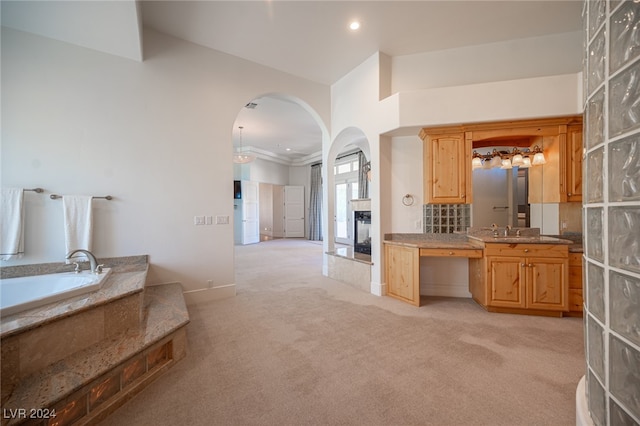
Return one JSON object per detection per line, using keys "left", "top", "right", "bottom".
{"left": 328, "top": 53, "right": 396, "bottom": 294}
{"left": 389, "top": 136, "right": 423, "bottom": 233}
{"left": 392, "top": 31, "right": 582, "bottom": 92}
{"left": 1, "top": 27, "right": 330, "bottom": 303}
{"left": 236, "top": 158, "right": 290, "bottom": 185}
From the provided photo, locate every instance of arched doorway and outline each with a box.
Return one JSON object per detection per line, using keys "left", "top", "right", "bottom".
{"left": 231, "top": 92, "right": 329, "bottom": 247}
{"left": 325, "top": 127, "right": 371, "bottom": 255}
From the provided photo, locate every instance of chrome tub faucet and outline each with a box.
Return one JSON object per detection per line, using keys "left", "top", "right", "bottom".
{"left": 66, "top": 249, "right": 103, "bottom": 274}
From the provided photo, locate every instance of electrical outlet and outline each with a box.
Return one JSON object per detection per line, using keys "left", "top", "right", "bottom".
{"left": 205, "top": 216, "right": 213, "bottom": 225}
{"left": 216, "top": 215, "right": 229, "bottom": 225}
{"left": 194, "top": 216, "right": 205, "bottom": 225}
{"left": 207, "top": 280, "right": 213, "bottom": 288}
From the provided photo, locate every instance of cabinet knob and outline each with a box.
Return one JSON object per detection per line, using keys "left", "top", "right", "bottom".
{"left": 568, "top": 193, "right": 572, "bottom": 196}
{"left": 521, "top": 263, "right": 526, "bottom": 267}
{"left": 524, "top": 249, "right": 529, "bottom": 253}
{"left": 449, "top": 251, "right": 454, "bottom": 255}
{"left": 528, "top": 263, "right": 533, "bottom": 267}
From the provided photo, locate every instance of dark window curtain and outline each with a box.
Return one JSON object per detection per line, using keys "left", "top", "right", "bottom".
{"left": 308, "top": 164, "right": 323, "bottom": 240}
{"left": 358, "top": 151, "right": 369, "bottom": 199}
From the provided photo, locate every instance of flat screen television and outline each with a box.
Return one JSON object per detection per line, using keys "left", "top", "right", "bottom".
{"left": 234, "top": 180, "right": 242, "bottom": 199}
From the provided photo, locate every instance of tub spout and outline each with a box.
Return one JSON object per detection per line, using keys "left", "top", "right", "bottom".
{"left": 66, "top": 249, "right": 101, "bottom": 274}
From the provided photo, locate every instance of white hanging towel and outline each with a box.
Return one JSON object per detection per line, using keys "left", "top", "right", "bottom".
{"left": 63, "top": 195, "right": 93, "bottom": 262}
{"left": 0, "top": 188, "right": 25, "bottom": 260}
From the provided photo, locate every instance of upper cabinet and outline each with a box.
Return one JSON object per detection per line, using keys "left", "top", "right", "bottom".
{"left": 565, "top": 124, "right": 583, "bottom": 202}
{"left": 420, "top": 116, "right": 583, "bottom": 205}
{"left": 420, "top": 129, "right": 472, "bottom": 204}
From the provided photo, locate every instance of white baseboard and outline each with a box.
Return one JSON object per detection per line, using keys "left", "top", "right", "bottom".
{"left": 371, "top": 281, "right": 386, "bottom": 296}
{"left": 575, "top": 376, "right": 594, "bottom": 426}
{"left": 183, "top": 284, "right": 236, "bottom": 305}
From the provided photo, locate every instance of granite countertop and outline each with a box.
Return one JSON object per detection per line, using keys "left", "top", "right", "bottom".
{"left": 383, "top": 233, "right": 483, "bottom": 249}
{"left": 546, "top": 233, "right": 584, "bottom": 253}
{"left": 384, "top": 231, "right": 584, "bottom": 252}
{"left": 466, "top": 234, "right": 573, "bottom": 244}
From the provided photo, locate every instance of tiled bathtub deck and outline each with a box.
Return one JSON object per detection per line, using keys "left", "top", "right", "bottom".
{"left": 0, "top": 257, "right": 189, "bottom": 426}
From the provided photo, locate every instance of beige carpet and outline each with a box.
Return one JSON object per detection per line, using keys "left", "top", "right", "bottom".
{"left": 99, "top": 239, "right": 585, "bottom": 426}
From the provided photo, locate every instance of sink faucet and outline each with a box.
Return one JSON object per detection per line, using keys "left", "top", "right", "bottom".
{"left": 491, "top": 223, "right": 499, "bottom": 237}
{"left": 66, "top": 249, "right": 102, "bottom": 274}
{"left": 505, "top": 225, "right": 512, "bottom": 236}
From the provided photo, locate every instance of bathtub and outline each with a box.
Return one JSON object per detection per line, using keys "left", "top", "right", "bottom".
{"left": 0, "top": 268, "right": 112, "bottom": 317}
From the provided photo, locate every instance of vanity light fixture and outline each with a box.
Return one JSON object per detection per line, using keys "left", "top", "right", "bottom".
{"left": 233, "top": 126, "right": 256, "bottom": 164}
{"left": 472, "top": 146, "right": 545, "bottom": 170}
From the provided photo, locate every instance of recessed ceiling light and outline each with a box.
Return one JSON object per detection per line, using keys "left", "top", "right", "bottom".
{"left": 349, "top": 21, "right": 360, "bottom": 31}
{"left": 286, "top": 148, "right": 291, "bottom": 151}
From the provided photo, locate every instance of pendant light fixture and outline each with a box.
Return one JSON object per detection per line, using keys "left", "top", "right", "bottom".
{"left": 233, "top": 126, "right": 255, "bottom": 164}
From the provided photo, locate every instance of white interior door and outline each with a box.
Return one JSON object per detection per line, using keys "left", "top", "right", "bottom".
{"left": 272, "top": 185, "right": 285, "bottom": 238}
{"left": 284, "top": 185, "right": 305, "bottom": 238}
{"left": 242, "top": 180, "right": 260, "bottom": 244}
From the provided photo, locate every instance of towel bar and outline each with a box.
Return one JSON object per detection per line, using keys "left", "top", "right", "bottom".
{"left": 50, "top": 194, "right": 113, "bottom": 200}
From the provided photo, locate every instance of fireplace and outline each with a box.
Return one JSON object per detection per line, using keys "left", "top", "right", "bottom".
{"left": 354, "top": 210, "right": 371, "bottom": 255}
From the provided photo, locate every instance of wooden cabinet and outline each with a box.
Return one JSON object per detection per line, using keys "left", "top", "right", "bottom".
{"left": 564, "top": 124, "right": 583, "bottom": 202}
{"left": 478, "top": 243, "right": 569, "bottom": 315}
{"left": 384, "top": 242, "right": 483, "bottom": 307}
{"left": 385, "top": 243, "right": 420, "bottom": 306}
{"left": 420, "top": 130, "right": 472, "bottom": 204}
{"left": 420, "top": 116, "right": 582, "bottom": 205}
{"left": 568, "top": 252, "right": 584, "bottom": 315}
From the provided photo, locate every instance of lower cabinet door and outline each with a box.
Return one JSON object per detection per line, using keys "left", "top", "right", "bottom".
{"left": 487, "top": 256, "right": 526, "bottom": 309}
{"left": 526, "top": 257, "right": 568, "bottom": 311}
{"left": 385, "top": 244, "right": 420, "bottom": 306}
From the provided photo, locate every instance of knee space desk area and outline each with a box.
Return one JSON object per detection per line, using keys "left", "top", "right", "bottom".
{"left": 383, "top": 229, "right": 575, "bottom": 317}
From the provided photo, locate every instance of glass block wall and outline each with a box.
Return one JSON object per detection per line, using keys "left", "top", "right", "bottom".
{"left": 423, "top": 204, "right": 470, "bottom": 233}
{"left": 583, "top": 1, "right": 640, "bottom": 425}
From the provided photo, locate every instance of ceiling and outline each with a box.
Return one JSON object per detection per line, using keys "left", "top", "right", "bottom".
{"left": 1, "top": 0, "right": 584, "bottom": 163}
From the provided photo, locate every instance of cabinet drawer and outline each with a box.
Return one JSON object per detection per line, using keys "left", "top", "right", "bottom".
{"left": 484, "top": 244, "right": 568, "bottom": 258}
{"left": 419, "top": 248, "right": 483, "bottom": 258}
